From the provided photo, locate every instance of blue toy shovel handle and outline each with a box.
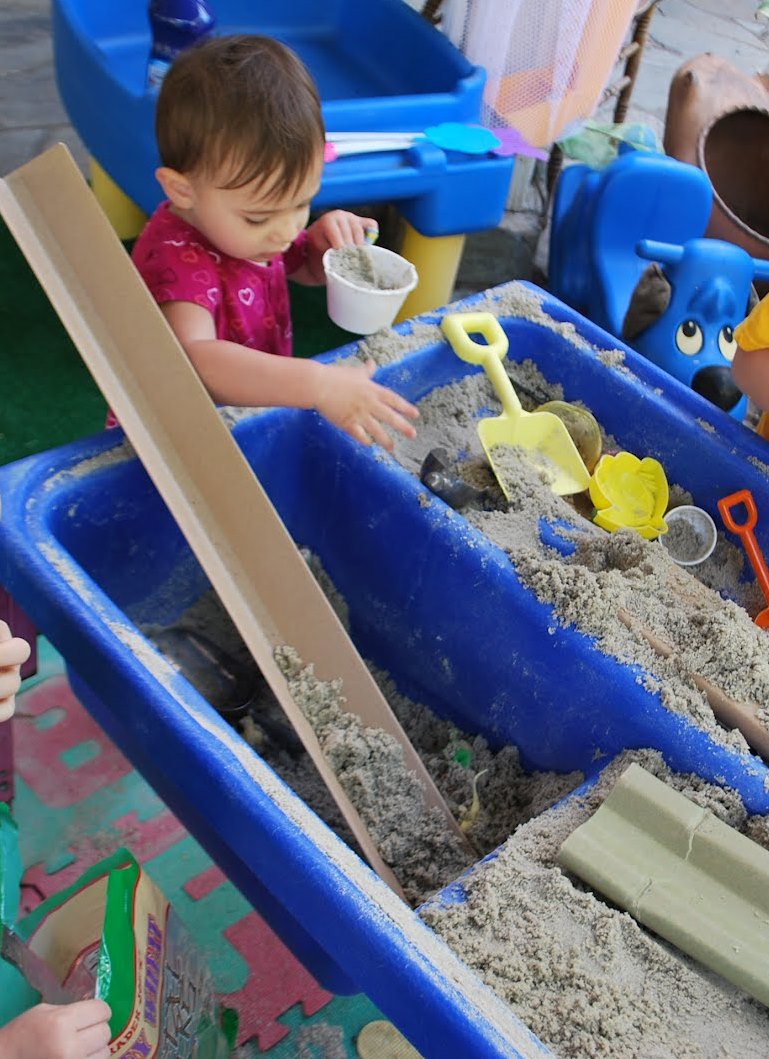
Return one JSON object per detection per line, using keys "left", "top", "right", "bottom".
{"left": 637, "top": 238, "right": 769, "bottom": 284}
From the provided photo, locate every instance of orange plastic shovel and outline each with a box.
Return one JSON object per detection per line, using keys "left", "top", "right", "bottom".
{"left": 717, "top": 488, "right": 769, "bottom": 629}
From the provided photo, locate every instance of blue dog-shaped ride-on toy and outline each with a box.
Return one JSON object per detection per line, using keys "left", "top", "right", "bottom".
{"left": 624, "top": 238, "right": 769, "bottom": 421}
{"left": 548, "top": 149, "right": 769, "bottom": 421}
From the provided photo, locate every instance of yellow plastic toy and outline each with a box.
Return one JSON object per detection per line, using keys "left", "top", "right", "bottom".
{"left": 589, "top": 452, "right": 669, "bottom": 539}
{"left": 441, "top": 312, "right": 591, "bottom": 498}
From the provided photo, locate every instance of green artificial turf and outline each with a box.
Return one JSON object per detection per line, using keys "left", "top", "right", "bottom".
{"left": 0, "top": 217, "right": 106, "bottom": 466}
{"left": 0, "top": 217, "right": 354, "bottom": 467}
{"left": 291, "top": 281, "right": 355, "bottom": 360}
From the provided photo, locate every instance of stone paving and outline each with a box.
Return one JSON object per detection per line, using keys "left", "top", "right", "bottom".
{"left": 0, "top": 1, "right": 88, "bottom": 176}
{"left": 624, "top": 0, "right": 769, "bottom": 132}
{"left": 1, "top": 0, "right": 768, "bottom": 286}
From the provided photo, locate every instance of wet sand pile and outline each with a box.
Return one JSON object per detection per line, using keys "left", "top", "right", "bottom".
{"left": 144, "top": 586, "right": 582, "bottom": 905}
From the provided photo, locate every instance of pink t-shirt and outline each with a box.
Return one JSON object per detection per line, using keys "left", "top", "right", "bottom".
{"left": 131, "top": 201, "right": 308, "bottom": 357}
{"left": 105, "top": 203, "right": 310, "bottom": 428}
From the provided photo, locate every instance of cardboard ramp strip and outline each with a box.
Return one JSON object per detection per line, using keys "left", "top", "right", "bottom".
{"left": 559, "top": 762, "right": 769, "bottom": 1008}
{"left": 0, "top": 144, "right": 473, "bottom": 898}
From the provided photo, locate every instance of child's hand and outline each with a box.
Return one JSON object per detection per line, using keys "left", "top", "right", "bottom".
{"left": 0, "top": 621, "right": 31, "bottom": 723}
{"left": 0, "top": 999, "right": 111, "bottom": 1059}
{"left": 307, "top": 210, "right": 378, "bottom": 254}
{"left": 315, "top": 360, "right": 418, "bottom": 451}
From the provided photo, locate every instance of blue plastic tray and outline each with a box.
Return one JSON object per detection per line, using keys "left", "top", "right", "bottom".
{"left": 52, "top": 0, "right": 513, "bottom": 235}
{"left": 2, "top": 284, "right": 769, "bottom": 1056}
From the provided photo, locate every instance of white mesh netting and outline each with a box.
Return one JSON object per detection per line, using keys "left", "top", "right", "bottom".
{"left": 442, "top": 0, "right": 643, "bottom": 147}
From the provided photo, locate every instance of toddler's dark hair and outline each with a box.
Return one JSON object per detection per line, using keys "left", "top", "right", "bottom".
{"left": 156, "top": 34, "right": 325, "bottom": 196}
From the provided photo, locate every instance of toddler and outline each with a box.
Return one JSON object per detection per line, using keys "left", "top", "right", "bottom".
{"left": 0, "top": 623, "right": 111, "bottom": 1058}
{"left": 128, "top": 34, "right": 419, "bottom": 451}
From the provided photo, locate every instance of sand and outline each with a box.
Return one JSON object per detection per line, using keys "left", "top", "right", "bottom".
{"left": 274, "top": 644, "right": 472, "bottom": 905}
{"left": 326, "top": 246, "right": 402, "bottom": 291}
{"left": 387, "top": 285, "right": 769, "bottom": 747}
{"left": 661, "top": 512, "right": 711, "bottom": 564}
{"left": 142, "top": 581, "right": 582, "bottom": 904}
{"left": 145, "top": 586, "right": 769, "bottom": 1057}
{"left": 420, "top": 749, "right": 769, "bottom": 1059}
{"left": 140, "top": 279, "right": 769, "bottom": 1053}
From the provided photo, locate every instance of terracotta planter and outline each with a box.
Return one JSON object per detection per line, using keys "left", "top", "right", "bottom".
{"left": 664, "top": 54, "right": 769, "bottom": 267}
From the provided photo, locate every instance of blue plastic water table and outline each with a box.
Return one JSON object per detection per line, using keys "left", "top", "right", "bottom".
{"left": 2, "top": 284, "right": 768, "bottom": 1056}
{"left": 51, "top": 0, "right": 513, "bottom": 238}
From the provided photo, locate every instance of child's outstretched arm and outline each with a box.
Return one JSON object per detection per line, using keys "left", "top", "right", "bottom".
{"left": 161, "top": 301, "right": 418, "bottom": 451}
{"left": 0, "top": 621, "right": 31, "bottom": 722}
{"left": 0, "top": 999, "right": 111, "bottom": 1059}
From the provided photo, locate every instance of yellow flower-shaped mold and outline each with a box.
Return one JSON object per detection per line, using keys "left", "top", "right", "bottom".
{"left": 589, "top": 452, "right": 669, "bottom": 540}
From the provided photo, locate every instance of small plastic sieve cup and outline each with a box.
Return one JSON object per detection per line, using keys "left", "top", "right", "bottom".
{"left": 658, "top": 505, "right": 717, "bottom": 566}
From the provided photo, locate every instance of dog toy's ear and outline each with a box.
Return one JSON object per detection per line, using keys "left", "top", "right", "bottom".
{"left": 622, "top": 263, "right": 672, "bottom": 340}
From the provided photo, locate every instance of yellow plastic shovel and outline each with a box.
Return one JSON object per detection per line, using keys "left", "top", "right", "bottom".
{"left": 441, "top": 312, "right": 591, "bottom": 498}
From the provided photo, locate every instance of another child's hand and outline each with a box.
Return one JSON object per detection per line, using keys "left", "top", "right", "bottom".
{"left": 0, "top": 999, "right": 112, "bottom": 1059}
{"left": 315, "top": 360, "right": 418, "bottom": 451}
{"left": 307, "top": 210, "right": 378, "bottom": 254}
{"left": 0, "top": 621, "right": 31, "bottom": 723}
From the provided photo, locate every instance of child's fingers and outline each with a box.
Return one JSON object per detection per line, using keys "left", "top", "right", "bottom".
{"left": 358, "top": 364, "right": 418, "bottom": 417}
{"left": 360, "top": 415, "right": 395, "bottom": 452}
{"left": 0, "top": 628, "right": 28, "bottom": 721}
{"left": 349, "top": 422, "right": 374, "bottom": 447}
{"left": 388, "top": 392, "right": 419, "bottom": 420}
{"left": 360, "top": 216, "right": 379, "bottom": 237}
{"left": 354, "top": 397, "right": 417, "bottom": 448}
{"left": 330, "top": 212, "right": 377, "bottom": 247}
{"left": 72, "top": 998, "right": 112, "bottom": 1029}
{"left": 79, "top": 1018, "right": 111, "bottom": 1057}
{"left": 328, "top": 213, "right": 356, "bottom": 248}
{"left": 374, "top": 402, "right": 418, "bottom": 440}
{"left": 351, "top": 218, "right": 378, "bottom": 246}
{"left": 342, "top": 216, "right": 360, "bottom": 245}
{"left": 10, "top": 638, "right": 31, "bottom": 666}
{"left": 392, "top": 413, "right": 418, "bottom": 439}
{"left": 0, "top": 668, "right": 22, "bottom": 697}
{"left": 0, "top": 626, "right": 31, "bottom": 668}
{"left": 373, "top": 383, "right": 419, "bottom": 421}
{"left": 325, "top": 217, "right": 345, "bottom": 247}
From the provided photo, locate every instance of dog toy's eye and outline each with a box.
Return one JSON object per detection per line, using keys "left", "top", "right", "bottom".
{"left": 675, "top": 319, "right": 703, "bottom": 356}
{"left": 718, "top": 324, "right": 737, "bottom": 362}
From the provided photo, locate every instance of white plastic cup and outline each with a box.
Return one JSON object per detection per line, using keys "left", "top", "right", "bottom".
{"left": 323, "top": 245, "right": 418, "bottom": 334}
{"left": 659, "top": 505, "right": 718, "bottom": 566}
